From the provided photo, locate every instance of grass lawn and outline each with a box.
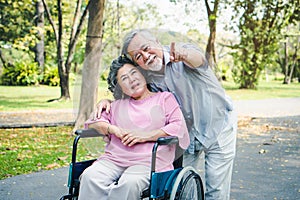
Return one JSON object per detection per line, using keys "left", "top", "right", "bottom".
{"left": 1, "top": 79, "right": 299, "bottom": 112}
{"left": 222, "top": 80, "right": 300, "bottom": 100}
{"left": 0, "top": 81, "right": 112, "bottom": 111}
{"left": 1, "top": 126, "right": 74, "bottom": 179}
{"left": 0, "top": 126, "right": 105, "bottom": 180}
{"left": 0, "top": 79, "right": 299, "bottom": 180}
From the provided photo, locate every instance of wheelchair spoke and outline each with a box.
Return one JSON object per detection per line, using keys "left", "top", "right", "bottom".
{"left": 169, "top": 166, "right": 204, "bottom": 200}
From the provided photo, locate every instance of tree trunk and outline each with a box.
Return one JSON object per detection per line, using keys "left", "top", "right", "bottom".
{"left": 205, "top": 17, "right": 216, "bottom": 67}
{"left": 288, "top": 36, "right": 299, "bottom": 83}
{"left": 283, "top": 41, "right": 289, "bottom": 84}
{"left": 42, "top": 0, "right": 90, "bottom": 101}
{"left": 35, "top": 1, "right": 45, "bottom": 73}
{"left": 204, "top": 0, "right": 220, "bottom": 80}
{"left": 56, "top": 0, "right": 71, "bottom": 99}
{"left": 65, "top": 0, "right": 90, "bottom": 86}
{"left": 74, "top": 0, "right": 106, "bottom": 130}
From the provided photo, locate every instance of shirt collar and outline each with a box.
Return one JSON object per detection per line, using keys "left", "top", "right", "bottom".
{"left": 163, "top": 46, "right": 171, "bottom": 66}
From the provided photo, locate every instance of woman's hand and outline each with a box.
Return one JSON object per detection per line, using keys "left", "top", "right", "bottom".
{"left": 121, "top": 131, "right": 148, "bottom": 147}
{"left": 121, "top": 129, "right": 168, "bottom": 147}
{"left": 109, "top": 125, "right": 127, "bottom": 139}
{"left": 93, "top": 99, "right": 112, "bottom": 120}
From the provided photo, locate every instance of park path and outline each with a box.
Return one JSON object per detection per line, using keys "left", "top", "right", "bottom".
{"left": 234, "top": 97, "right": 300, "bottom": 118}
{"left": 0, "top": 109, "right": 76, "bottom": 128}
{"left": 0, "top": 97, "right": 300, "bottom": 200}
{"left": 1, "top": 97, "right": 300, "bottom": 128}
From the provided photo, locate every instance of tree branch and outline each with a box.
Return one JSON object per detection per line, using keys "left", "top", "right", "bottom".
{"left": 70, "top": 0, "right": 82, "bottom": 41}
{"left": 204, "top": 0, "right": 212, "bottom": 16}
{"left": 41, "top": 0, "right": 58, "bottom": 44}
{"left": 58, "top": 0, "right": 63, "bottom": 50}
{"left": 213, "top": 0, "right": 219, "bottom": 15}
{"left": 66, "top": 1, "right": 91, "bottom": 71}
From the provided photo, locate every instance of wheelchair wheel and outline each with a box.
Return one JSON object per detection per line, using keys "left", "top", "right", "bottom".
{"left": 169, "top": 166, "right": 204, "bottom": 200}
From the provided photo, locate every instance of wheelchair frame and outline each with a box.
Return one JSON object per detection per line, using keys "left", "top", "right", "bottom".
{"left": 60, "top": 128, "right": 204, "bottom": 200}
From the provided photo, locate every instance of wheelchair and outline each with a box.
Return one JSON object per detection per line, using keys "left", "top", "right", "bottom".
{"left": 60, "top": 128, "right": 204, "bottom": 200}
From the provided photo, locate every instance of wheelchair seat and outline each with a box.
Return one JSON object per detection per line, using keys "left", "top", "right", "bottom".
{"left": 60, "top": 128, "right": 204, "bottom": 200}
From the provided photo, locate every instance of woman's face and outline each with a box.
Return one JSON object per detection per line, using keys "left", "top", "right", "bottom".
{"left": 117, "top": 64, "right": 148, "bottom": 100}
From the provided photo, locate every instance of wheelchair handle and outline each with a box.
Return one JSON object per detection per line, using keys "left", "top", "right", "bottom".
{"left": 72, "top": 129, "right": 104, "bottom": 164}
{"left": 156, "top": 136, "right": 179, "bottom": 145}
{"left": 151, "top": 136, "right": 179, "bottom": 173}
{"left": 75, "top": 128, "right": 105, "bottom": 138}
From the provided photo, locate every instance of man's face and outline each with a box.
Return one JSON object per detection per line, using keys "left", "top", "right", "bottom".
{"left": 127, "top": 34, "right": 164, "bottom": 71}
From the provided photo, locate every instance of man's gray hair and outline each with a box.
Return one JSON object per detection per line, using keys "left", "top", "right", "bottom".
{"left": 121, "top": 29, "right": 157, "bottom": 60}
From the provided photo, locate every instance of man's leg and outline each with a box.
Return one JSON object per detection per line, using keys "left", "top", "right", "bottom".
{"left": 183, "top": 149, "right": 203, "bottom": 170}
{"left": 205, "top": 111, "right": 237, "bottom": 200}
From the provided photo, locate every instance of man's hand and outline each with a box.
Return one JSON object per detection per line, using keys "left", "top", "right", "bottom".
{"left": 169, "top": 42, "right": 205, "bottom": 68}
{"left": 93, "top": 99, "right": 112, "bottom": 120}
{"left": 169, "top": 42, "right": 188, "bottom": 63}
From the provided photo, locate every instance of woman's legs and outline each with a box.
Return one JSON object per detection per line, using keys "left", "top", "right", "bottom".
{"left": 78, "top": 159, "right": 124, "bottom": 200}
{"left": 109, "top": 165, "right": 150, "bottom": 200}
{"left": 78, "top": 160, "right": 150, "bottom": 200}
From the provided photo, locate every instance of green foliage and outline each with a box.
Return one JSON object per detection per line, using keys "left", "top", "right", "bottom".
{"left": 229, "top": 0, "right": 298, "bottom": 89}
{"left": 218, "top": 62, "right": 231, "bottom": 81}
{"left": 0, "top": 46, "right": 60, "bottom": 87}
{"left": 0, "top": 61, "right": 40, "bottom": 86}
{"left": 276, "top": 24, "right": 300, "bottom": 83}
{"left": 100, "top": 1, "right": 163, "bottom": 71}
{"left": 0, "top": 0, "right": 36, "bottom": 44}
{"left": 43, "top": 64, "right": 60, "bottom": 86}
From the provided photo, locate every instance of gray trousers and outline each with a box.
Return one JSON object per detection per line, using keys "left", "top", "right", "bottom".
{"left": 78, "top": 159, "right": 150, "bottom": 200}
{"left": 183, "top": 111, "right": 237, "bottom": 200}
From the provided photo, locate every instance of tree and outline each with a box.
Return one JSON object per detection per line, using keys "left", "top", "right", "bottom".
{"left": 230, "top": 0, "right": 298, "bottom": 89}
{"left": 34, "top": 0, "right": 45, "bottom": 73}
{"left": 74, "top": 0, "right": 106, "bottom": 130}
{"left": 204, "top": 0, "right": 219, "bottom": 68}
{"left": 0, "top": 0, "right": 37, "bottom": 63}
{"left": 73, "top": 1, "right": 165, "bottom": 129}
{"left": 278, "top": 23, "right": 300, "bottom": 84}
{"left": 169, "top": 0, "right": 226, "bottom": 78}
{"left": 42, "top": 0, "right": 90, "bottom": 100}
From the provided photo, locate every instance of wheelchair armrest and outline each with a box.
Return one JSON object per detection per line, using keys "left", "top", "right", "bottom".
{"left": 151, "top": 136, "right": 179, "bottom": 174}
{"left": 75, "top": 128, "right": 105, "bottom": 138}
{"left": 71, "top": 128, "right": 105, "bottom": 168}
{"left": 157, "top": 136, "right": 178, "bottom": 146}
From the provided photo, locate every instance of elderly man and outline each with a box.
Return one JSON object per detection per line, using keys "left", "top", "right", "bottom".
{"left": 96, "top": 29, "right": 237, "bottom": 200}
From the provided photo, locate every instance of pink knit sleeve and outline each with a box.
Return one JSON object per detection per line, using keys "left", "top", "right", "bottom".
{"left": 160, "top": 92, "right": 190, "bottom": 149}
{"left": 84, "top": 111, "right": 110, "bottom": 129}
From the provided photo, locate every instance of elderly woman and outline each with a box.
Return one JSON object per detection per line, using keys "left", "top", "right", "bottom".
{"left": 78, "top": 55, "right": 189, "bottom": 200}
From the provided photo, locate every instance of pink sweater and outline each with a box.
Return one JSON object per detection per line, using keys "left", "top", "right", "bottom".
{"left": 85, "top": 92, "right": 189, "bottom": 172}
